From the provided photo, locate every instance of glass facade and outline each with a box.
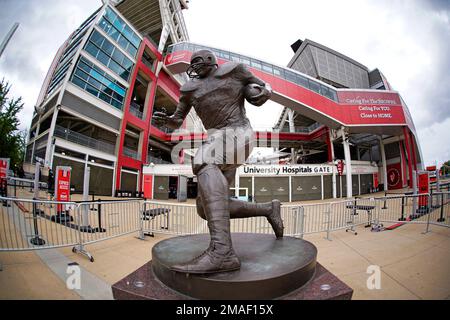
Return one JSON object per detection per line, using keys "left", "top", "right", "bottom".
{"left": 98, "top": 7, "right": 141, "bottom": 58}
{"left": 46, "top": 8, "right": 101, "bottom": 96}
{"left": 168, "top": 42, "right": 339, "bottom": 102}
{"left": 84, "top": 29, "right": 133, "bottom": 81}
{"left": 70, "top": 56, "right": 126, "bottom": 110}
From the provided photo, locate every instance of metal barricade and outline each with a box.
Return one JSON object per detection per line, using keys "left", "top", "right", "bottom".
{"left": 0, "top": 197, "right": 80, "bottom": 251}
{"left": 142, "top": 200, "right": 307, "bottom": 237}
{"left": 0, "top": 196, "right": 143, "bottom": 262}
{"left": 2, "top": 193, "right": 449, "bottom": 262}
{"left": 142, "top": 201, "right": 205, "bottom": 236}
{"left": 375, "top": 194, "right": 432, "bottom": 225}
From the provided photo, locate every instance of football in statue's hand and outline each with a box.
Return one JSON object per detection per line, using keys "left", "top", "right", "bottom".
{"left": 244, "top": 83, "right": 264, "bottom": 102}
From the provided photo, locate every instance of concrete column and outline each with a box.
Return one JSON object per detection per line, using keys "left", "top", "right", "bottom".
{"left": 251, "top": 176, "right": 255, "bottom": 202}
{"left": 332, "top": 170, "right": 337, "bottom": 198}
{"left": 321, "top": 175, "right": 324, "bottom": 200}
{"left": 358, "top": 174, "right": 361, "bottom": 195}
{"left": 341, "top": 127, "right": 352, "bottom": 198}
{"left": 288, "top": 109, "right": 295, "bottom": 132}
{"left": 33, "top": 162, "right": 41, "bottom": 199}
{"left": 81, "top": 166, "right": 90, "bottom": 227}
{"left": 44, "top": 106, "right": 60, "bottom": 168}
{"left": 234, "top": 169, "right": 240, "bottom": 198}
{"left": 379, "top": 137, "right": 388, "bottom": 191}
{"left": 329, "top": 130, "right": 337, "bottom": 198}
{"left": 289, "top": 175, "right": 292, "bottom": 202}
{"left": 288, "top": 109, "right": 296, "bottom": 164}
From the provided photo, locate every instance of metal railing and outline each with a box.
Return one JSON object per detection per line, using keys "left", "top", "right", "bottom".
{"left": 277, "top": 122, "right": 323, "bottom": 134}
{"left": 7, "top": 177, "right": 48, "bottom": 197}
{"left": 123, "top": 146, "right": 139, "bottom": 159}
{"left": 146, "top": 155, "right": 172, "bottom": 165}
{"left": 54, "top": 125, "right": 116, "bottom": 155}
{"left": 0, "top": 197, "right": 142, "bottom": 262}
{"left": 129, "top": 102, "right": 144, "bottom": 119}
{"left": 1, "top": 192, "right": 448, "bottom": 261}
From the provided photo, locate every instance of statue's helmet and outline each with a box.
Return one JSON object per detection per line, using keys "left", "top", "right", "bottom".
{"left": 186, "top": 49, "right": 218, "bottom": 79}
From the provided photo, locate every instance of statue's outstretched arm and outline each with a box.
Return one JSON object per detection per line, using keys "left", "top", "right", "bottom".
{"left": 153, "top": 94, "right": 192, "bottom": 129}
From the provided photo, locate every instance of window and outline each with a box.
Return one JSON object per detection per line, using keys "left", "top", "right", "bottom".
{"left": 70, "top": 56, "right": 126, "bottom": 110}
{"left": 97, "top": 7, "right": 141, "bottom": 58}
{"left": 296, "top": 75, "right": 309, "bottom": 88}
{"left": 308, "top": 80, "right": 321, "bottom": 94}
{"left": 262, "top": 63, "right": 273, "bottom": 74}
{"left": 273, "top": 66, "right": 283, "bottom": 77}
{"left": 218, "top": 50, "right": 230, "bottom": 60}
{"left": 329, "top": 89, "right": 338, "bottom": 101}
{"left": 230, "top": 54, "right": 240, "bottom": 62}
{"left": 240, "top": 57, "right": 250, "bottom": 65}
{"left": 84, "top": 29, "right": 134, "bottom": 81}
{"left": 285, "top": 71, "right": 297, "bottom": 83}
{"left": 250, "top": 59, "right": 262, "bottom": 70}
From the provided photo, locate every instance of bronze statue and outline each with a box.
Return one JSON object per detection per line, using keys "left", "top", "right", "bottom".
{"left": 153, "top": 49, "right": 284, "bottom": 274}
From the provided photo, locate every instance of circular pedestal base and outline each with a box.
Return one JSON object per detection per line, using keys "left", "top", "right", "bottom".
{"left": 152, "top": 233, "right": 317, "bottom": 300}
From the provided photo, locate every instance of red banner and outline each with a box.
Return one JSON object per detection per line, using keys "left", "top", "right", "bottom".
{"left": 0, "top": 158, "right": 9, "bottom": 180}
{"left": 373, "top": 173, "right": 379, "bottom": 190}
{"left": 143, "top": 175, "right": 153, "bottom": 199}
{"left": 336, "top": 160, "right": 344, "bottom": 176}
{"left": 0, "top": 158, "right": 9, "bottom": 196}
{"left": 55, "top": 166, "right": 71, "bottom": 212}
{"left": 418, "top": 172, "right": 429, "bottom": 207}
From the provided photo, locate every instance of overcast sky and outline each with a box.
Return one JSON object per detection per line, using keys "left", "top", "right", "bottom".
{"left": 0, "top": 0, "right": 449, "bottom": 166}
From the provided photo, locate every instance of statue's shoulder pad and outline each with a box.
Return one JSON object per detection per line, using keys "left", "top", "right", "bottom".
{"left": 214, "top": 62, "right": 242, "bottom": 78}
{"left": 180, "top": 80, "right": 201, "bottom": 92}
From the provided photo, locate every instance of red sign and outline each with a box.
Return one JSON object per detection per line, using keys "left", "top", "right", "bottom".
{"left": 0, "top": 158, "right": 9, "bottom": 196}
{"left": 55, "top": 166, "right": 71, "bottom": 212}
{"left": 387, "top": 163, "right": 402, "bottom": 190}
{"left": 336, "top": 160, "right": 344, "bottom": 176}
{"left": 0, "top": 158, "right": 9, "bottom": 180}
{"left": 418, "top": 173, "right": 429, "bottom": 194}
{"left": 337, "top": 91, "right": 406, "bottom": 125}
{"left": 418, "top": 172, "right": 429, "bottom": 207}
{"left": 373, "top": 173, "right": 379, "bottom": 190}
{"left": 143, "top": 175, "right": 153, "bottom": 199}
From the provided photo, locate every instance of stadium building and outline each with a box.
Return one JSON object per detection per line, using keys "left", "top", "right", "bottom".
{"left": 25, "top": 0, "right": 423, "bottom": 202}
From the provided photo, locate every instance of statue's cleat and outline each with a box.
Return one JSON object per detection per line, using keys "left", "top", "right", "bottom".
{"left": 267, "top": 200, "right": 284, "bottom": 238}
{"left": 170, "top": 249, "right": 240, "bottom": 274}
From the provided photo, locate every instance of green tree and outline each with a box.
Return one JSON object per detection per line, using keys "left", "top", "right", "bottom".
{"left": 441, "top": 161, "right": 450, "bottom": 176}
{"left": 0, "top": 78, "right": 26, "bottom": 171}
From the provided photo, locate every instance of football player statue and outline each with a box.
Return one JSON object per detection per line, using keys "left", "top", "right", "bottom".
{"left": 153, "top": 49, "right": 284, "bottom": 274}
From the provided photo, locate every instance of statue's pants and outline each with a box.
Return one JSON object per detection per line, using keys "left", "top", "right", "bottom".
{"left": 192, "top": 125, "right": 273, "bottom": 223}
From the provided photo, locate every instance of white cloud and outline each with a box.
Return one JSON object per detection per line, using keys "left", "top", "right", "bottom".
{"left": 0, "top": 0, "right": 448, "bottom": 167}
{"left": 184, "top": 0, "right": 450, "bottom": 166}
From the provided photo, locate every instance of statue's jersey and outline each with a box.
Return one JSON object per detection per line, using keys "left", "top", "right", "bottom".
{"left": 179, "top": 62, "right": 257, "bottom": 130}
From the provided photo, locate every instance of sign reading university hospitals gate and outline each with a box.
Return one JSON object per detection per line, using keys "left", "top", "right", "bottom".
{"left": 239, "top": 164, "right": 334, "bottom": 176}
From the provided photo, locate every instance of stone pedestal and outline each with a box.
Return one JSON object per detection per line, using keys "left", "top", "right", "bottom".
{"left": 112, "top": 233, "right": 353, "bottom": 300}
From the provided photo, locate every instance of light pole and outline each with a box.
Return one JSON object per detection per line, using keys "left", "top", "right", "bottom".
{"left": 0, "top": 23, "right": 19, "bottom": 59}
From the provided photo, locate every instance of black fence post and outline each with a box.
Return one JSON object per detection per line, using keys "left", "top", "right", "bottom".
{"left": 30, "top": 199, "right": 45, "bottom": 245}
{"left": 437, "top": 194, "right": 445, "bottom": 222}
{"left": 399, "top": 196, "right": 406, "bottom": 221}
{"left": 94, "top": 198, "right": 105, "bottom": 232}
{"left": 382, "top": 191, "right": 388, "bottom": 209}
{"left": 1, "top": 179, "right": 10, "bottom": 207}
